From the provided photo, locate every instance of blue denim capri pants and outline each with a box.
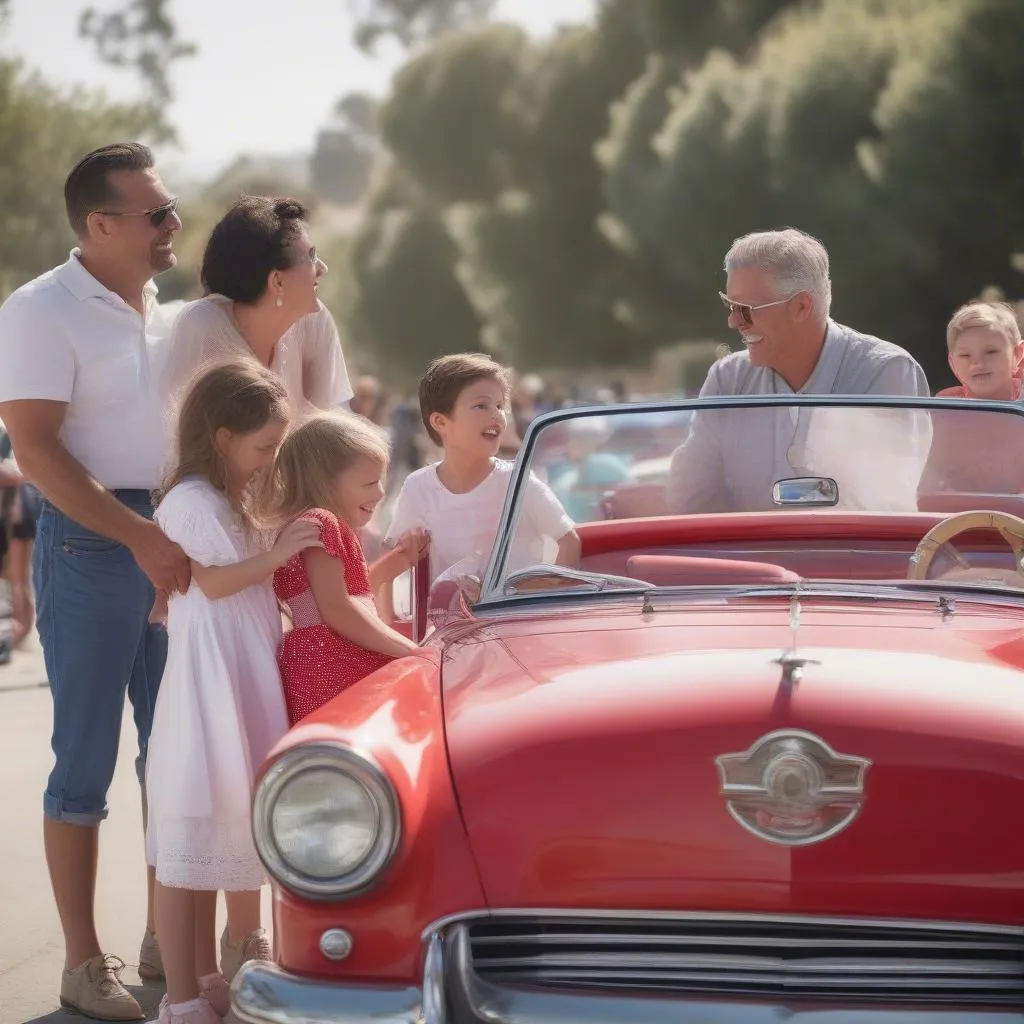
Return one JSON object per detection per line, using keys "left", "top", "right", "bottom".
{"left": 33, "top": 490, "right": 167, "bottom": 825}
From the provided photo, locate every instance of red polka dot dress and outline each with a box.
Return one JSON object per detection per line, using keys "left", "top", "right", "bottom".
{"left": 274, "top": 508, "right": 393, "bottom": 725}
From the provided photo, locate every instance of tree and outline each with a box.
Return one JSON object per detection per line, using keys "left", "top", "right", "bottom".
{"left": 311, "top": 131, "right": 375, "bottom": 206}
{"left": 849, "top": 0, "right": 1024, "bottom": 385}
{"left": 603, "top": 0, "right": 814, "bottom": 61}
{"left": 334, "top": 92, "right": 381, "bottom": 142}
{"left": 378, "top": 23, "right": 532, "bottom": 204}
{"left": 78, "top": 0, "right": 195, "bottom": 135}
{"left": 449, "top": 6, "right": 654, "bottom": 367}
{"left": 596, "top": 0, "right": 1024, "bottom": 385}
{"left": 347, "top": 0, "right": 496, "bottom": 51}
{"left": 311, "top": 93, "right": 381, "bottom": 204}
{"left": 343, "top": 168, "right": 482, "bottom": 381}
{"left": 0, "top": 59, "right": 165, "bottom": 298}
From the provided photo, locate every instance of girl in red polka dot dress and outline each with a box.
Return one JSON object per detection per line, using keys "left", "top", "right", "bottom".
{"left": 272, "top": 412, "right": 432, "bottom": 724}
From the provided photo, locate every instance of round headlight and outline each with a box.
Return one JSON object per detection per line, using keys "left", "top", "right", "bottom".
{"left": 253, "top": 744, "right": 399, "bottom": 899}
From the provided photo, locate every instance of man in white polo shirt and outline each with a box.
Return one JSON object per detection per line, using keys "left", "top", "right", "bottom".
{"left": 0, "top": 143, "right": 190, "bottom": 1021}
{"left": 665, "top": 228, "right": 930, "bottom": 513}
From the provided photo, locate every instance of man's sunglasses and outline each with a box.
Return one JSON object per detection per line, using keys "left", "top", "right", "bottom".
{"left": 718, "top": 290, "right": 793, "bottom": 328}
{"left": 96, "top": 197, "right": 179, "bottom": 229}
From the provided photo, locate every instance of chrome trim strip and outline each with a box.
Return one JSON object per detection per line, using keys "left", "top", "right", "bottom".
{"left": 474, "top": 951, "right": 1023, "bottom": 976}
{"left": 421, "top": 907, "right": 1024, "bottom": 942}
{"left": 469, "top": 931, "right": 1023, "bottom": 951}
{"left": 422, "top": 931, "right": 446, "bottom": 1024}
{"left": 230, "top": 961, "right": 421, "bottom": 1024}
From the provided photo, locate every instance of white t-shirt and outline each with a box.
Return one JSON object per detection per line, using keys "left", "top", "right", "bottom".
{"left": 161, "top": 294, "right": 353, "bottom": 417}
{"left": 385, "top": 459, "right": 574, "bottom": 584}
{"left": 0, "top": 251, "right": 175, "bottom": 489}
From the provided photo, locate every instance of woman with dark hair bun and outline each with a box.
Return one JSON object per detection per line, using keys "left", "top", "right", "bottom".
{"left": 162, "top": 195, "right": 352, "bottom": 419}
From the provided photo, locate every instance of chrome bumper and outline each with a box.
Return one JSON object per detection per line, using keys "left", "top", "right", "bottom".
{"left": 231, "top": 924, "right": 1024, "bottom": 1024}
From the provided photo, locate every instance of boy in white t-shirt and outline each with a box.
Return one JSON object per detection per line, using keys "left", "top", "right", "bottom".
{"left": 384, "top": 353, "right": 580, "bottom": 588}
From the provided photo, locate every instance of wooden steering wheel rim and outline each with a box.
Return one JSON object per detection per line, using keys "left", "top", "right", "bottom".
{"left": 908, "top": 510, "right": 1024, "bottom": 580}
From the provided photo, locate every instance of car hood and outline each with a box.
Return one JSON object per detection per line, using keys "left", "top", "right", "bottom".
{"left": 442, "top": 597, "right": 1024, "bottom": 924}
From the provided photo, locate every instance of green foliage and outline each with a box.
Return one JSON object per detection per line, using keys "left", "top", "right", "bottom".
{"left": 334, "top": 92, "right": 380, "bottom": 140}
{"left": 379, "top": 23, "right": 532, "bottom": 204}
{"left": 79, "top": 0, "right": 195, "bottom": 124}
{"left": 344, "top": 167, "right": 482, "bottom": 381}
{"left": 0, "top": 59, "right": 166, "bottom": 299}
{"left": 604, "top": 0, "right": 812, "bottom": 61}
{"left": 850, "top": 0, "right": 1024, "bottom": 383}
{"left": 449, "top": 12, "right": 652, "bottom": 368}
{"left": 596, "top": 0, "right": 1024, "bottom": 384}
{"left": 347, "top": 0, "right": 496, "bottom": 52}
{"left": 311, "top": 130, "right": 374, "bottom": 206}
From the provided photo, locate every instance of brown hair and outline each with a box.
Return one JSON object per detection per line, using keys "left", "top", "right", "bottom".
{"left": 418, "top": 353, "right": 511, "bottom": 445}
{"left": 273, "top": 411, "right": 391, "bottom": 522}
{"left": 160, "top": 359, "right": 290, "bottom": 523}
{"left": 946, "top": 301, "right": 1022, "bottom": 351}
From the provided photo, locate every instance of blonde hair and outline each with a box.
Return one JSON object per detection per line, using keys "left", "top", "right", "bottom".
{"left": 160, "top": 359, "right": 290, "bottom": 525}
{"left": 273, "top": 411, "right": 391, "bottom": 521}
{"left": 946, "top": 301, "right": 1022, "bottom": 351}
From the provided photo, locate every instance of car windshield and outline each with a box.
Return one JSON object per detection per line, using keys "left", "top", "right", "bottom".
{"left": 479, "top": 397, "right": 1024, "bottom": 602}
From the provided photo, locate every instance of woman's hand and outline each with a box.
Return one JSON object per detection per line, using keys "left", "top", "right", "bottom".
{"left": 272, "top": 519, "right": 324, "bottom": 566}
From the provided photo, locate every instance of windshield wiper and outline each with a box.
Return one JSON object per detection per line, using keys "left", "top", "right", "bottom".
{"left": 502, "top": 564, "right": 654, "bottom": 597}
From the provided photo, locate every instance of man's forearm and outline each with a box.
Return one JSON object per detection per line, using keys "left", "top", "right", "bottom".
{"left": 16, "top": 439, "right": 152, "bottom": 545}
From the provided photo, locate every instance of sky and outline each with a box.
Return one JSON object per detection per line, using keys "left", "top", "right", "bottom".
{"left": 1, "top": 0, "right": 596, "bottom": 182}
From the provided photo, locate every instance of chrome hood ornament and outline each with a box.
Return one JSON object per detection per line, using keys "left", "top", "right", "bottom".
{"left": 715, "top": 730, "right": 872, "bottom": 846}
{"left": 773, "top": 594, "right": 820, "bottom": 688}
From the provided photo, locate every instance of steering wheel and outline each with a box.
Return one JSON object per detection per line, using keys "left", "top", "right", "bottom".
{"left": 908, "top": 510, "right": 1024, "bottom": 581}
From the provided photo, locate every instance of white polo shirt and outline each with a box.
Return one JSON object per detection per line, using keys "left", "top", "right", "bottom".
{"left": 0, "top": 251, "right": 173, "bottom": 489}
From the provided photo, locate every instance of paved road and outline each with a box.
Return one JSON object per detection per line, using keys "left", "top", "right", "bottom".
{"left": 0, "top": 634, "right": 270, "bottom": 1024}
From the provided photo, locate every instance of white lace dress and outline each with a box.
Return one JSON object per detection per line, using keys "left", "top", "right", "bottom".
{"left": 145, "top": 476, "right": 289, "bottom": 890}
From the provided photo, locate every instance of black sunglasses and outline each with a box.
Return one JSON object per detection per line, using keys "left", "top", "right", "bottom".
{"left": 96, "top": 197, "right": 179, "bottom": 229}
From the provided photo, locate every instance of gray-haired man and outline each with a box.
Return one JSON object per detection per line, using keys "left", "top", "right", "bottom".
{"left": 666, "top": 228, "right": 929, "bottom": 513}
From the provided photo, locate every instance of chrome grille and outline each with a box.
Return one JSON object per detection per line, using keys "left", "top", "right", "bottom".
{"left": 467, "top": 915, "right": 1024, "bottom": 1006}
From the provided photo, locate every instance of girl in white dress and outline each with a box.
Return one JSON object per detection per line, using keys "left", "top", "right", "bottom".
{"left": 146, "top": 361, "right": 320, "bottom": 1024}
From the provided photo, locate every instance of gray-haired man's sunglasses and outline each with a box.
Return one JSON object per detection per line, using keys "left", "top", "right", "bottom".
{"left": 718, "top": 290, "right": 794, "bottom": 328}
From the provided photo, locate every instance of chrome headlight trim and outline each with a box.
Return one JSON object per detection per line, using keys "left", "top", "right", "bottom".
{"left": 252, "top": 742, "right": 400, "bottom": 900}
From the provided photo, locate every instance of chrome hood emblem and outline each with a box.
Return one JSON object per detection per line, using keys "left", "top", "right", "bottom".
{"left": 715, "top": 730, "right": 872, "bottom": 846}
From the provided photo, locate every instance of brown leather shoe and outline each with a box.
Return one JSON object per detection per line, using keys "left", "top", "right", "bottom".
{"left": 60, "top": 954, "right": 144, "bottom": 1021}
{"left": 219, "top": 926, "right": 272, "bottom": 984}
{"left": 138, "top": 929, "right": 164, "bottom": 982}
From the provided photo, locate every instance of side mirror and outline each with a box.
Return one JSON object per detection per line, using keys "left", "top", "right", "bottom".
{"left": 772, "top": 476, "right": 839, "bottom": 508}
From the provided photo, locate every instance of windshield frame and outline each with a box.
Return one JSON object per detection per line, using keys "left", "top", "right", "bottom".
{"left": 476, "top": 394, "right": 1024, "bottom": 606}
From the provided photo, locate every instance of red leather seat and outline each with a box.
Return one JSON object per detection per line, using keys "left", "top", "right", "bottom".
{"left": 626, "top": 554, "right": 800, "bottom": 587}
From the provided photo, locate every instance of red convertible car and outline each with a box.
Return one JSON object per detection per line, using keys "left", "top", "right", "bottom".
{"left": 232, "top": 396, "right": 1024, "bottom": 1023}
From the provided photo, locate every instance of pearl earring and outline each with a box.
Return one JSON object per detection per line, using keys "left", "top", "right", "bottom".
{"left": 275, "top": 295, "right": 284, "bottom": 308}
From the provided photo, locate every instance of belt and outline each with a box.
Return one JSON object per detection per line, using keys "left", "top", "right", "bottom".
{"left": 111, "top": 488, "right": 155, "bottom": 502}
